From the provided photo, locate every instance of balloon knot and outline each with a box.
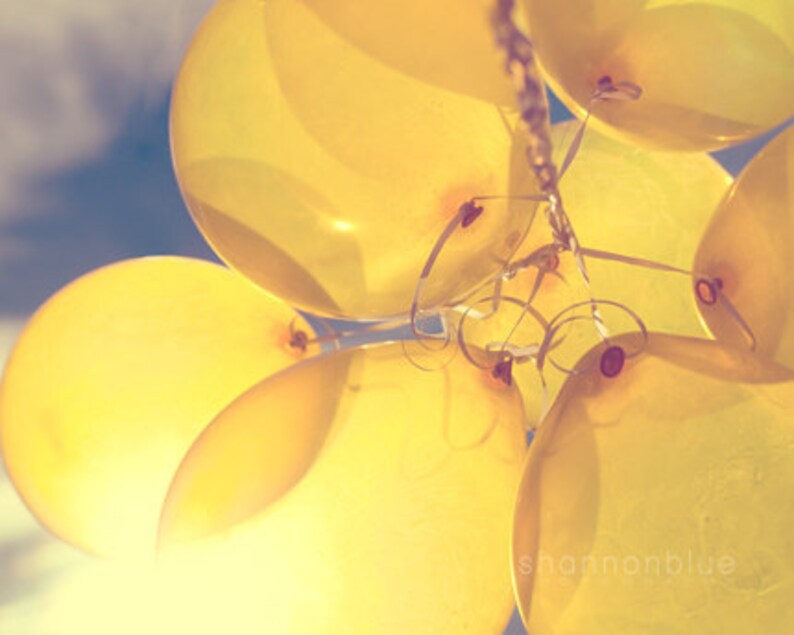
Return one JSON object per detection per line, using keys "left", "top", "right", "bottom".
{"left": 597, "top": 75, "right": 613, "bottom": 91}
{"left": 695, "top": 277, "right": 722, "bottom": 306}
{"left": 599, "top": 345, "right": 625, "bottom": 378}
{"left": 594, "top": 75, "right": 643, "bottom": 101}
{"left": 492, "top": 357, "right": 514, "bottom": 386}
{"left": 460, "top": 200, "right": 485, "bottom": 228}
{"left": 289, "top": 330, "right": 309, "bottom": 352}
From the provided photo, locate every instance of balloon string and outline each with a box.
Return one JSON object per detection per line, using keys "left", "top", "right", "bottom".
{"left": 558, "top": 78, "right": 642, "bottom": 181}
{"left": 290, "top": 314, "right": 438, "bottom": 351}
{"left": 717, "top": 291, "right": 758, "bottom": 351}
{"left": 410, "top": 201, "right": 475, "bottom": 338}
{"left": 578, "top": 248, "right": 757, "bottom": 350}
{"left": 578, "top": 247, "right": 696, "bottom": 276}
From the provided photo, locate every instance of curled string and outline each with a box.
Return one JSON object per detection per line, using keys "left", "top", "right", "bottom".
{"left": 536, "top": 299, "right": 649, "bottom": 377}
{"left": 456, "top": 295, "right": 549, "bottom": 371}
{"left": 399, "top": 332, "right": 460, "bottom": 373}
{"left": 454, "top": 239, "right": 568, "bottom": 372}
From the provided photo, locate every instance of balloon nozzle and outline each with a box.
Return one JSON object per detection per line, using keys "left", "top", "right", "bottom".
{"left": 600, "top": 345, "right": 625, "bottom": 378}
{"left": 695, "top": 277, "right": 722, "bottom": 306}
{"left": 492, "top": 357, "right": 514, "bottom": 386}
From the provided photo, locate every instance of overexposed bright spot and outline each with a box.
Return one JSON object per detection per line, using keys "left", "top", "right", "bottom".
{"left": 331, "top": 219, "right": 355, "bottom": 233}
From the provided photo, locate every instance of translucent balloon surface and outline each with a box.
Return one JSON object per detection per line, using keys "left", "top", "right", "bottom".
{"left": 523, "top": 0, "right": 794, "bottom": 150}
{"left": 537, "top": 122, "right": 730, "bottom": 335}
{"left": 695, "top": 125, "right": 794, "bottom": 368}
{"left": 0, "top": 257, "right": 314, "bottom": 558}
{"left": 472, "top": 121, "right": 730, "bottom": 378}
{"left": 513, "top": 333, "right": 794, "bottom": 634}
{"left": 160, "top": 343, "right": 527, "bottom": 634}
{"left": 302, "top": 0, "right": 514, "bottom": 104}
{"left": 171, "top": 0, "right": 534, "bottom": 319}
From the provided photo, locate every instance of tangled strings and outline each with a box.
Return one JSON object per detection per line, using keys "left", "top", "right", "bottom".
{"left": 399, "top": 0, "right": 757, "bottom": 426}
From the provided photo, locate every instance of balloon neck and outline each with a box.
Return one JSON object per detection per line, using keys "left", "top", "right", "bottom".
{"left": 592, "top": 75, "right": 643, "bottom": 102}
{"left": 491, "top": 357, "right": 514, "bottom": 387}
{"left": 599, "top": 345, "right": 625, "bottom": 378}
{"left": 460, "top": 200, "right": 485, "bottom": 228}
{"left": 695, "top": 277, "right": 723, "bottom": 306}
{"left": 288, "top": 329, "right": 309, "bottom": 352}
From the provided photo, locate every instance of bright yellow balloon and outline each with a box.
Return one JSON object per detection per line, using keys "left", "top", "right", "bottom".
{"left": 458, "top": 121, "right": 730, "bottom": 422}
{"left": 523, "top": 0, "right": 794, "bottom": 150}
{"left": 0, "top": 257, "right": 315, "bottom": 559}
{"left": 302, "top": 0, "right": 515, "bottom": 105}
{"left": 171, "top": 0, "right": 535, "bottom": 320}
{"left": 513, "top": 333, "right": 794, "bottom": 634}
{"left": 520, "top": 122, "right": 731, "bottom": 334}
{"left": 694, "top": 125, "right": 794, "bottom": 368}
{"left": 159, "top": 343, "right": 527, "bottom": 634}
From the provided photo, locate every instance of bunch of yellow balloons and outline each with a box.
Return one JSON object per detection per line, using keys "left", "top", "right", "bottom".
{"left": 1, "top": 0, "right": 792, "bottom": 634}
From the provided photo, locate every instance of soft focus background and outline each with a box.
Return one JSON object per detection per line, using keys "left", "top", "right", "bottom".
{"left": 0, "top": 1, "right": 781, "bottom": 633}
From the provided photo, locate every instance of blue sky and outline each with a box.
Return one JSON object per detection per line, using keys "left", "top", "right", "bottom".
{"left": 0, "top": 2, "right": 785, "bottom": 633}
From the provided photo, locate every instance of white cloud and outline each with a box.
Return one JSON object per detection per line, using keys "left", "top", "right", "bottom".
{"left": 0, "top": 0, "right": 214, "bottom": 219}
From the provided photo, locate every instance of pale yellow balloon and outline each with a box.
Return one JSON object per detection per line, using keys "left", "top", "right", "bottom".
{"left": 171, "top": 0, "right": 533, "bottom": 319}
{"left": 302, "top": 0, "right": 515, "bottom": 105}
{"left": 0, "top": 257, "right": 315, "bottom": 558}
{"left": 458, "top": 122, "right": 730, "bottom": 423}
{"left": 159, "top": 343, "right": 527, "bottom": 634}
{"left": 524, "top": 0, "right": 794, "bottom": 150}
{"left": 513, "top": 333, "right": 794, "bottom": 634}
{"left": 515, "top": 122, "right": 731, "bottom": 332}
{"left": 694, "top": 125, "right": 794, "bottom": 369}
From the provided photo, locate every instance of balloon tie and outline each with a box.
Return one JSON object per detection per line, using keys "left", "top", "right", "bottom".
{"left": 599, "top": 345, "right": 626, "bottom": 378}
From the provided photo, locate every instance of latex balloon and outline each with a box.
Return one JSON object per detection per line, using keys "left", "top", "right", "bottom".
{"left": 302, "top": 0, "right": 515, "bottom": 105}
{"left": 513, "top": 333, "right": 794, "bottom": 634}
{"left": 523, "top": 0, "right": 794, "bottom": 150}
{"left": 171, "top": 0, "right": 536, "bottom": 320}
{"left": 0, "top": 257, "right": 316, "bottom": 559}
{"left": 159, "top": 343, "right": 527, "bottom": 634}
{"left": 694, "top": 125, "right": 794, "bottom": 369}
{"left": 518, "top": 122, "right": 731, "bottom": 333}
{"left": 457, "top": 121, "right": 730, "bottom": 423}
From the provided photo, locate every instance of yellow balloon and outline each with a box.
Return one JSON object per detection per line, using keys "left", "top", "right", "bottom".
{"left": 456, "top": 121, "right": 730, "bottom": 422}
{"left": 513, "top": 333, "right": 794, "bottom": 634}
{"left": 694, "top": 125, "right": 794, "bottom": 368}
{"left": 519, "top": 122, "right": 731, "bottom": 333}
{"left": 159, "top": 343, "right": 527, "bottom": 634}
{"left": 0, "top": 257, "right": 315, "bottom": 558}
{"left": 523, "top": 0, "right": 794, "bottom": 150}
{"left": 171, "top": 0, "right": 534, "bottom": 320}
{"left": 301, "top": 0, "right": 515, "bottom": 105}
